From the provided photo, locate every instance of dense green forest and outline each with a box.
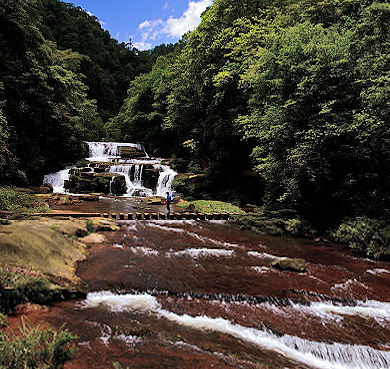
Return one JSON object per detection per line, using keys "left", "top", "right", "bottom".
{"left": 1, "top": 0, "right": 390, "bottom": 233}
{"left": 108, "top": 0, "right": 390, "bottom": 224}
{"left": 0, "top": 0, "right": 173, "bottom": 184}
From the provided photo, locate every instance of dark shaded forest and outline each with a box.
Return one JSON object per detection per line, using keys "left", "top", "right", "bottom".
{"left": 1, "top": 0, "right": 390, "bottom": 239}
{"left": 0, "top": 0, "right": 174, "bottom": 184}
{"left": 107, "top": 0, "right": 390, "bottom": 224}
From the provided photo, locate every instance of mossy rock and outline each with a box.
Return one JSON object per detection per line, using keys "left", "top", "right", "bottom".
{"left": 143, "top": 167, "right": 161, "bottom": 189}
{"left": 65, "top": 172, "right": 126, "bottom": 195}
{"left": 271, "top": 258, "right": 307, "bottom": 273}
{"left": 0, "top": 219, "right": 89, "bottom": 287}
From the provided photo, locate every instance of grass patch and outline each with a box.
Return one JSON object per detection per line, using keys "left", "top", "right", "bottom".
{"left": 176, "top": 200, "right": 245, "bottom": 214}
{"left": 0, "top": 319, "right": 77, "bottom": 369}
{"left": 0, "top": 269, "right": 58, "bottom": 314}
{"left": 0, "top": 187, "right": 51, "bottom": 217}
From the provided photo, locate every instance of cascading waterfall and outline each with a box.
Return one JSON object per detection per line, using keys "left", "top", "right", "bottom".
{"left": 86, "top": 141, "right": 148, "bottom": 162}
{"left": 155, "top": 164, "right": 177, "bottom": 196}
{"left": 43, "top": 142, "right": 176, "bottom": 196}
{"left": 43, "top": 168, "right": 70, "bottom": 193}
{"left": 109, "top": 164, "right": 153, "bottom": 197}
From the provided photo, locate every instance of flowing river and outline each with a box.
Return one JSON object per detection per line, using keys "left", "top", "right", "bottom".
{"left": 14, "top": 214, "right": 390, "bottom": 369}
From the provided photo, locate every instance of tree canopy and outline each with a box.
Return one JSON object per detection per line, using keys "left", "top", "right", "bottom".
{"left": 0, "top": 0, "right": 167, "bottom": 184}
{"left": 108, "top": 0, "right": 390, "bottom": 222}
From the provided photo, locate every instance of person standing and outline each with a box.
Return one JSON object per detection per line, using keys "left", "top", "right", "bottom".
{"left": 165, "top": 192, "right": 172, "bottom": 214}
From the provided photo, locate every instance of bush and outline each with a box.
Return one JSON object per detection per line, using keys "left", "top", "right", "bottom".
{"left": 0, "top": 313, "right": 8, "bottom": 328}
{"left": 233, "top": 213, "right": 316, "bottom": 237}
{"left": 0, "top": 320, "right": 76, "bottom": 369}
{"left": 0, "top": 187, "right": 50, "bottom": 216}
{"left": 0, "top": 270, "right": 57, "bottom": 314}
{"left": 331, "top": 217, "right": 390, "bottom": 260}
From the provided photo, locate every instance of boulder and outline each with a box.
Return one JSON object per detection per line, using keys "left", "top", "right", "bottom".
{"left": 32, "top": 183, "right": 53, "bottom": 194}
{"left": 143, "top": 196, "right": 165, "bottom": 205}
{"left": 271, "top": 258, "right": 307, "bottom": 273}
{"left": 65, "top": 171, "right": 126, "bottom": 195}
{"left": 118, "top": 146, "right": 145, "bottom": 158}
{"left": 143, "top": 167, "right": 161, "bottom": 189}
{"left": 58, "top": 196, "right": 73, "bottom": 205}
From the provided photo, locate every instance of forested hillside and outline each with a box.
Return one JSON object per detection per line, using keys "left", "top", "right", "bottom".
{"left": 0, "top": 0, "right": 171, "bottom": 185}
{"left": 1, "top": 0, "right": 390, "bottom": 232}
{"left": 108, "top": 0, "right": 390, "bottom": 224}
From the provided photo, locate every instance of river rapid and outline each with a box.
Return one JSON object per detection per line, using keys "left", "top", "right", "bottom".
{"left": 31, "top": 141, "right": 390, "bottom": 368}
{"left": 12, "top": 206, "right": 390, "bottom": 369}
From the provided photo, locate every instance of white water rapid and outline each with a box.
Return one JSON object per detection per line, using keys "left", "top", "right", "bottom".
{"left": 84, "top": 291, "right": 390, "bottom": 369}
{"left": 43, "top": 142, "right": 176, "bottom": 196}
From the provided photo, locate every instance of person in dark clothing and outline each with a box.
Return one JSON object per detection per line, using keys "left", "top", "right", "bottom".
{"left": 165, "top": 192, "right": 172, "bottom": 214}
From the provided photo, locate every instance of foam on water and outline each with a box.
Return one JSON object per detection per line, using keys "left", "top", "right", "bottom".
{"left": 166, "top": 248, "right": 235, "bottom": 258}
{"left": 83, "top": 292, "right": 390, "bottom": 369}
{"left": 248, "top": 251, "right": 286, "bottom": 260}
{"left": 129, "top": 246, "right": 159, "bottom": 256}
{"left": 43, "top": 168, "right": 70, "bottom": 193}
{"left": 143, "top": 222, "right": 241, "bottom": 249}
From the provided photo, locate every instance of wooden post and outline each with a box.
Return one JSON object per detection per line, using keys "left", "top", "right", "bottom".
{"left": 152, "top": 213, "right": 158, "bottom": 220}
{"left": 111, "top": 213, "right": 117, "bottom": 219}
{"left": 175, "top": 213, "right": 183, "bottom": 220}
{"left": 127, "top": 213, "right": 134, "bottom": 220}
{"left": 198, "top": 213, "right": 206, "bottom": 220}
{"left": 206, "top": 213, "right": 213, "bottom": 220}
{"left": 119, "top": 213, "right": 125, "bottom": 220}
{"left": 144, "top": 213, "right": 150, "bottom": 220}
{"left": 159, "top": 213, "right": 166, "bottom": 220}
{"left": 136, "top": 212, "right": 142, "bottom": 220}
{"left": 103, "top": 213, "right": 109, "bottom": 218}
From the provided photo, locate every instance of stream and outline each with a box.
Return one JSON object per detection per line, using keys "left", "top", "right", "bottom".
{"left": 13, "top": 210, "right": 390, "bottom": 369}
{"left": 31, "top": 142, "right": 390, "bottom": 368}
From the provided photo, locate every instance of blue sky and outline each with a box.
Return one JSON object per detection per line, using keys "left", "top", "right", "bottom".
{"left": 71, "top": 0, "right": 213, "bottom": 50}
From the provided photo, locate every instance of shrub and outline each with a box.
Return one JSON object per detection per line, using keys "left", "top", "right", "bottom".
{"left": 0, "top": 313, "right": 8, "bottom": 328}
{"left": 233, "top": 213, "right": 315, "bottom": 237}
{"left": 0, "top": 187, "right": 50, "bottom": 216}
{"left": 331, "top": 217, "right": 390, "bottom": 260}
{"left": 0, "top": 270, "right": 57, "bottom": 314}
{"left": 0, "top": 319, "right": 76, "bottom": 369}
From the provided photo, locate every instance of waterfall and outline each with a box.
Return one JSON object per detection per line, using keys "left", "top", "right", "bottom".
{"left": 43, "top": 168, "right": 70, "bottom": 193}
{"left": 43, "top": 142, "right": 176, "bottom": 196}
{"left": 85, "top": 141, "right": 148, "bottom": 162}
{"left": 155, "top": 164, "right": 177, "bottom": 196}
{"left": 109, "top": 164, "right": 153, "bottom": 197}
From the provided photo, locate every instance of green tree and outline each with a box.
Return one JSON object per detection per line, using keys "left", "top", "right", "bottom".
{"left": 0, "top": 0, "right": 101, "bottom": 184}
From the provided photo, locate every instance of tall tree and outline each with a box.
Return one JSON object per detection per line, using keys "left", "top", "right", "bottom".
{"left": 0, "top": 0, "right": 103, "bottom": 184}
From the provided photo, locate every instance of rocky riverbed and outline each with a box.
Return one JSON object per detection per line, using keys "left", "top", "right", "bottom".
{"left": 2, "top": 196, "right": 390, "bottom": 369}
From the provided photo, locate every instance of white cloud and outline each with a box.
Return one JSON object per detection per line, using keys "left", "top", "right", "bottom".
{"left": 165, "top": 0, "right": 213, "bottom": 38}
{"left": 135, "top": 0, "right": 212, "bottom": 50}
{"left": 133, "top": 41, "right": 153, "bottom": 50}
{"left": 86, "top": 10, "right": 107, "bottom": 27}
{"left": 139, "top": 19, "right": 164, "bottom": 31}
